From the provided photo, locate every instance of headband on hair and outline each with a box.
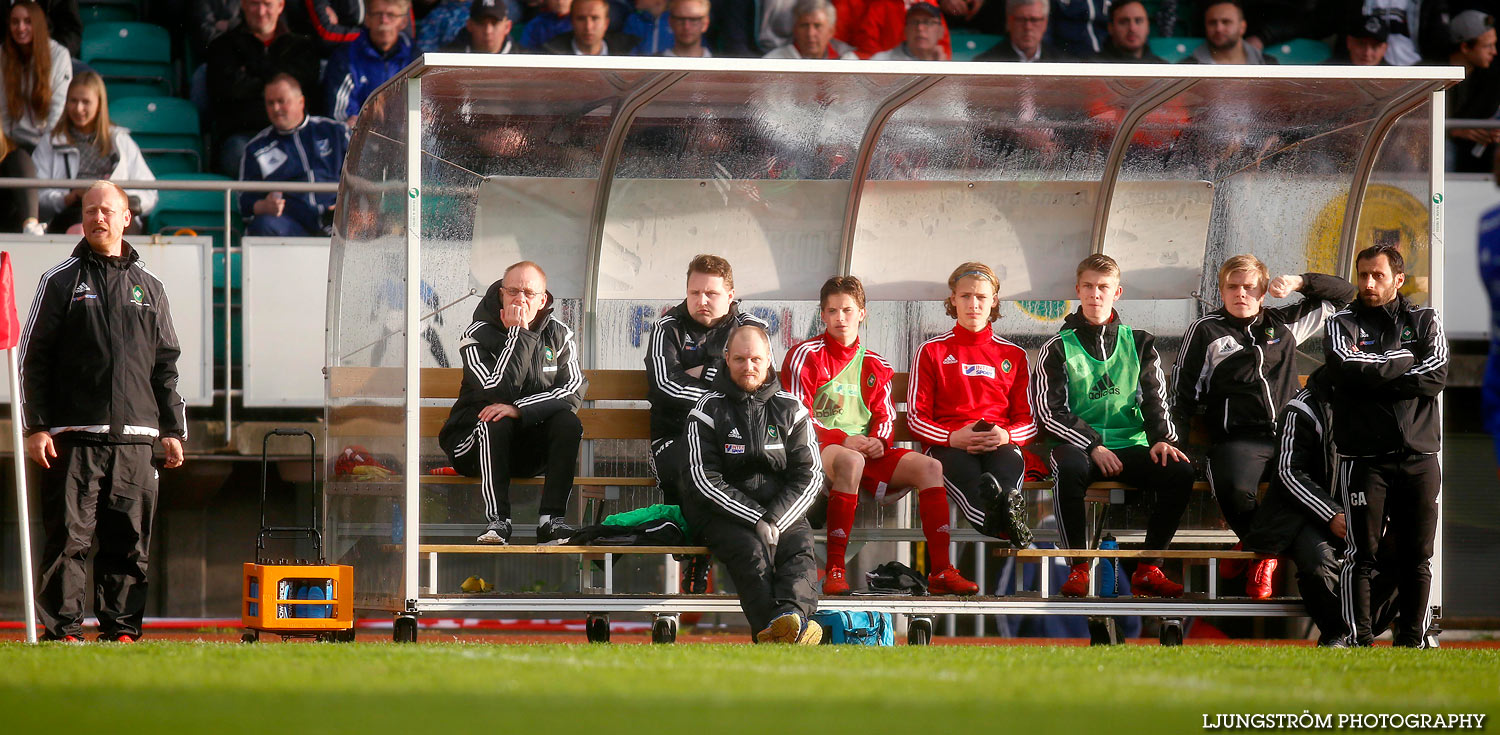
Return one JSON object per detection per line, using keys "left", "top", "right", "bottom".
{"left": 958, "top": 270, "right": 997, "bottom": 285}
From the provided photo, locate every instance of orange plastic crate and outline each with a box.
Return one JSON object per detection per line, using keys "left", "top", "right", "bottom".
{"left": 242, "top": 562, "right": 354, "bottom": 633}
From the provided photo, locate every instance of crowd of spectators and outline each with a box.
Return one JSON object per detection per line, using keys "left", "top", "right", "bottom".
{"left": 0, "top": 0, "right": 1494, "bottom": 235}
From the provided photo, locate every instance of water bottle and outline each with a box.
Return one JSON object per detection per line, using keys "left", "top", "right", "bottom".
{"left": 392, "top": 500, "right": 404, "bottom": 544}
{"left": 277, "top": 579, "right": 291, "bottom": 618}
{"left": 1098, "top": 536, "right": 1119, "bottom": 598}
{"left": 307, "top": 582, "right": 328, "bottom": 618}
{"left": 294, "top": 582, "right": 310, "bottom": 618}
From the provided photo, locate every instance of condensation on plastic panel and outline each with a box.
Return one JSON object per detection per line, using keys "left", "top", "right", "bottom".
{"left": 851, "top": 77, "right": 1154, "bottom": 302}
{"left": 326, "top": 78, "right": 411, "bottom": 613}
{"left": 1360, "top": 104, "right": 1433, "bottom": 303}
{"left": 597, "top": 71, "right": 917, "bottom": 302}
{"left": 1116, "top": 77, "right": 1422, "bottom": 307}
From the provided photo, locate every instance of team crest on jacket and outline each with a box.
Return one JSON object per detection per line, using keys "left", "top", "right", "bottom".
{"left": 130, "top": 285, "right": 145, "bottom": 305}
{"left": 317, "top": 138, "right": 333, "bottom": 158}
{"left": 767, "top": 425, "right": 779, "bottom": 439}
{"left": 866, "top": 374, "right": 875, "bottom": 387}
{"left": 1264, "top": 327, "right": 1276, "bottom": 339}
{"left": 544, "top": 346, "right": 555, "bottom": 360}
{"left": 1401, "top": 326, "right": 1414, "bottom": 341}
{"left": 1001, "top": 359, "right": 1013, "bottom": 374}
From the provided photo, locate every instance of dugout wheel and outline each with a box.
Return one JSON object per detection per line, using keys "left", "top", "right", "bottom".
{"left": 333, "top": 629, "right": 357, "bottom": 643}
{"left": 586, "top": 614, "right": 611, "bottom": 643}
{"left": 651, "top": 615, "right": 678, "bottom": 644}
{"left": 394, "top": 615, "right": 419, "bottom": 643}
{"left": 907, "top": 616, "right": 933, "bottom": 646}
{"left": 241, "top": 630, "right": 259, "bottom": 644}
{"left": 1159, "top": 618, "right": 1183, "bottom": 647}
{"left": 1088, "top": 617, "right": 1122, "bottom": 646}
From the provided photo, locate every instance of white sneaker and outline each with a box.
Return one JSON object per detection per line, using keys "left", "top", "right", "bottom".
{"left": 476, "top": 530, "right": 507, "bottom": 545}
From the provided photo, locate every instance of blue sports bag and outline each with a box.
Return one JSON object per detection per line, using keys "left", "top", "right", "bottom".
{"left": 810, "top": 610, "right": 895, "bottom": 646}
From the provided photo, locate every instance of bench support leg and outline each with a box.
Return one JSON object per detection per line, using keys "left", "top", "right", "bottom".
{"left": 1207, "top": 558, "right": 1218, "bottom": 600}
{"left": 907, "top": 616, "right": 933, "bottom": 646}
{"left": 1159, "top": 617, "right": 1184, "bottom": 646}
{"left": 426, "top": 551, "right": 438, "bottom": 595}
{"left": 1088, "top": 616, "right": 1122, "bottom": 646}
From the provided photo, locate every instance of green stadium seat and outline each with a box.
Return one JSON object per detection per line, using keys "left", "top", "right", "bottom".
{"left": 110, "top": 96, "right": 203, "bottom": 174}
{"left": 949, "top": 29, "right": 1003, "bottom": 61}
{"left": 152, "top": 172, "right": 240, "bottom": 249}
{"left": 1149, "top": 36, "right": 1199, "bottom": 63}
{"left": 1268, "top": 38, "right": 1332, "bottom": 65}
{"left": 82, "top": 22, "right": 173, "bottom": 95}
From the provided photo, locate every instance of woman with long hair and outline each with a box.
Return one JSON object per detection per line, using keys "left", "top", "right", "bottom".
{"left": 0, "top": 127, "right": 44, "bottom": 233}
{"left": 34, "top": 72, "right": 156, "bottom": 233}
{"left": 1, "top": 1, "right": 71, "bottom": 150}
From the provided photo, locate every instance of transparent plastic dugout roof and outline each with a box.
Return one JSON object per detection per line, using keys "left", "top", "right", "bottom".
{"left": 324, "top": 57, "right": 1460, "bottom": 612}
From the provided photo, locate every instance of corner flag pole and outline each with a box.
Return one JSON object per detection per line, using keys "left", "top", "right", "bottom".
{"left": 1, "top": 252, "right": 37, "bottom": 643}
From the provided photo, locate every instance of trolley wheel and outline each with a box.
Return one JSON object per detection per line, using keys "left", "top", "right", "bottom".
{"left": 585, "top": 614, "right": 610, "bottom": 643}
{"left": 333, "top": 628, "right": 357, "bottom": 643}
{"left": 1159, "top": 618, "right": 1183, "bottom": 647}
{"left": 394, "top": 615, "right": 418, "bottom": 643}
{"left": 241, "top": 631, "right": 259, "bottom": 644}
{"left": 907, "top": 616, "right": 933, "bottom": 646}
{"left": 1088, "top": 617, "right": 1122, "bottom": 646}
{"left": 650, "top": 615, "right": 678, "bottom": 644}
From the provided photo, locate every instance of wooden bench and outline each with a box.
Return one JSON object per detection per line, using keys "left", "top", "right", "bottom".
{"left": 327, "top": 365, "right": 1293, "bottom": 644}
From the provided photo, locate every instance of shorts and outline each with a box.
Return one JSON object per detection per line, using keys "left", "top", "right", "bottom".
{"left": 857, "top": 446, "right": 915, "bottom": 504}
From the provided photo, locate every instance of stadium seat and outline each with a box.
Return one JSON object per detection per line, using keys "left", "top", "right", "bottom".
{"left": 1149, "top": 36, "right": 1199, "bottom": 63}
{"left": 152, "top": 172, "right": 239, "bottom": 249}
{"left": 949, "top": 29, "right": 1003, "bottom": 62}
{"left": 1268, "top": 38, "right": 1332, "bottom": 65}
{"left": 80, "top": 3, "right": 139, "bottom": 23}
{"left": 110, "top": 96, "right": 203, "bottom": 174}
{"left": 82, "top": 22, "right": 173, "bottom": 95}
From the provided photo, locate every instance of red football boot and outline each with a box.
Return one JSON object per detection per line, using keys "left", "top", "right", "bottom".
{"left": 1218, "top": 542, "right": 1248, "bottom": 579}
{"left": 928, "top": 566, "right": 979, "bottom": 595}
{"left": 1247, "top": 557, "right": 1279, "bottom": 600}
{"left": 1060, "top": 562, "right": 1090, "bottom": 597}
{"left": 823, "top": 567, "right": 851, "bottom": 596}
{"left": 1131, "top": 564, "right": 1185, "bottom": 598}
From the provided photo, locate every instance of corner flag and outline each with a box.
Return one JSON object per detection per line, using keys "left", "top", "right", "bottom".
{"left": 3, "top": 252, "right": 38, "bottom": 642}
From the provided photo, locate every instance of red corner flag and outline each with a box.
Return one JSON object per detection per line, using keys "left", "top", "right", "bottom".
{"left": 0, "top": 252, "right": 18, "bottom": 350}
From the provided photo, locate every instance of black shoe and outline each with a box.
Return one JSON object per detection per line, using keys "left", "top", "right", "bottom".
{"left": 1317, "top": 635, "right": 1352, "bottom": 648}
{"left": 477, "top": 519, "right": 512, "bottom": 545}
{"left": 536, "top": 518, "right": 576, "bottom": 543}
{"left": 805, "top": 493, "right": 829, "bottom": 530}
{"left": 682, "top": 554, "right": 711, "bottom": 594}
{"left": 978, "top": 473, "right": 1032, "bottom": 549}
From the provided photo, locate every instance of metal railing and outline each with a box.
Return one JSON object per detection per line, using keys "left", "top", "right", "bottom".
{"left": 0, "top": 177, "right": 339, "bottom": 447}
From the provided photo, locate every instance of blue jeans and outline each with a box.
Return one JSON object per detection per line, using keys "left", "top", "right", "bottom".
{"left": 247, "top": 214, "right": 312, "bottom": 236}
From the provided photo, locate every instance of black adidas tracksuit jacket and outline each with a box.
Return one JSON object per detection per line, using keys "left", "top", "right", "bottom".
{"left": 1322, "top": 294, "right": 1446, "bottom": 456}
{"left": 1172, "top": 273, "right": 1356, "bottom": 441}
{"left": 645, "top": 300, "right": 768, "bottom": 444}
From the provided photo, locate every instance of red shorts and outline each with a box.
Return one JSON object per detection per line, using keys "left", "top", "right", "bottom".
{"left": 857, "top": 446, "right": 916, "bottom": 503}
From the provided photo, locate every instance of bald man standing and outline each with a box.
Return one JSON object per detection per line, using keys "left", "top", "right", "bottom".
{"left": 682, "top": 326, "right": 824, "bottom": 644}
{"left": 22, "top": 181, "right": 187, "bottom": 643}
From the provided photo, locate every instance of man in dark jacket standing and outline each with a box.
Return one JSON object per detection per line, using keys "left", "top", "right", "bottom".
{"left": 683, "top": 325, "right": 823, "bottom": 644}
{"left": 439, "top": 261, "right": 587, "bottom": 545}
{"left": 1172, "top": 255, "right": 1354, "bottom": 594}
{"left": 22, "top": 181, "right": 187, "bottom": 643}
{"left": 1324, "top": 244, "right": 1446, "bottom": 648}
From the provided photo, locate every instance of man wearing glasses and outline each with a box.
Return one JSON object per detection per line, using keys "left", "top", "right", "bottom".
{"left": 660, "top": 0, "right": 712, "bottom": 56}
{"left": 975, "top": 0, "right": 1066, "bottom": 61}
{"left": 438, "top": 261, "right": 589, "bottom": 545}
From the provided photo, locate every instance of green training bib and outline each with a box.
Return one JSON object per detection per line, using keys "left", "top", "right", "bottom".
{"left": 1060, "top": 325, "right": 1148, "bottom": 450}
{"left": 811, "top": 344, "right": 873, "bottom": 436}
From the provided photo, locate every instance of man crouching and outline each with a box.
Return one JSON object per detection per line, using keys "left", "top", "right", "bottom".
{"left": 682, "top": 325, "right": 824, "bottom": 644}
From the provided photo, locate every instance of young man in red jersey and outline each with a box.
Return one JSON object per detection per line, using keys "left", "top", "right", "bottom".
{"left": 907, "top": 263, "right": 1035, "bottom": 550}
{"left": 782, "top": 276, "right": 980, "bottom": 596}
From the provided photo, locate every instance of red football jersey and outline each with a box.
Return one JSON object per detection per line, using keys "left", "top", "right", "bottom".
{"left": 780, "top": 333, "right": 896, "bottom": 451}
{"left": 907, "top": 324, "right": 1036, "bottom": 449}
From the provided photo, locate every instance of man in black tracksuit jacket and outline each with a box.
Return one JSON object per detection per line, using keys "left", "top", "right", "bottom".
{"left": 21, "top": 183, "right": 187, "bottom": 642}
{"left": 646, "top": 255, "right": 767, "bottom": 505}
{"left": 683, "top": 327, "right": 823, "bottom": 643}
{"left": 1323, "top": 245, "right": 1446, "bottom": 648}
{"left": 1172, "top": 262, "right": 1355, "bottom": 544}
{"left": 439, "top": 263, "right": 588, "bottom": 545}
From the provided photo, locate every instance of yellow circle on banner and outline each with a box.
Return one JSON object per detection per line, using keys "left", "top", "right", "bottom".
{"left": 1017, "top": 300, "right": 1074, "bottom": 322}
{"left": 1307, "top": 184, "right": 1430, "bottom": 302}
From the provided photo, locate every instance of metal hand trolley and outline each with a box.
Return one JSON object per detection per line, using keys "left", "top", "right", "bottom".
{"left": 241, "top": 429, "right": 355, "bottom": 643}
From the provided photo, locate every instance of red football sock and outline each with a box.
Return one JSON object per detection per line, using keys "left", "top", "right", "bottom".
{"left": 918, "top": 487, "right": 952, "bottom": 571}
{"left": 824, "top": 491, "right": 858, "bottom": 570}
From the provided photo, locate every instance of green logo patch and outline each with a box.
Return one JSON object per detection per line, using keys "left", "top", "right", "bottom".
{"left": 767, "top": 425, "right": 779, "bottom": 440}
{"left": 543, "top": 346, "right": 555, "bottom": 361}
{"left": 866, "top": 374, "right": 875, "bottom": 387}
{"left": 1001, "top": 359, "right": 1013, "bottom": 374}
{"left": 130, "top": 285, "right": 144, "bottom": 304}
{"left": 1401, "top": 326, "right": 1414, "bottom": 341}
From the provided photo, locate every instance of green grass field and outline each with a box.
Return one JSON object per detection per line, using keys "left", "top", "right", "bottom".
{"left": 2, "top": 641, "right": 1497, "bottom": 734}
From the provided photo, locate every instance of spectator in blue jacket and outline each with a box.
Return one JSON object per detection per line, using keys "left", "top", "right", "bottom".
{"left": 625, "top": 0, "right": 673, "bottom": 53}
{"left": 520, "top": 0, "right": 573, "bottom": 49}
{"left": 241, "top": 74, "right": 349, "bottom": 236}
{"left": 324, "top": 0, "right": 416, "bottom": 126}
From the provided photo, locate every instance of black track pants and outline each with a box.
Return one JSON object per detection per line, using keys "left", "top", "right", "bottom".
{"left": 1339, "top": 453, "right": 1440, "bottom": 647}
{"left": 693, "top": 514, "right": 818, "bottom": 636}
{"left": 443, "top": 412, "right": 582, "bottom": 524}
{"left": 36, "top": 440, "right": 158, "bottom": 640}
{"left": 925, "top": 443, "right": 1026, "bottom": 530}
{"left": 1207, "top": 435, "right": 1276, "bottom": 540}
{"left": 1050, "top": 443, "right": 1195, "bottom": 567}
